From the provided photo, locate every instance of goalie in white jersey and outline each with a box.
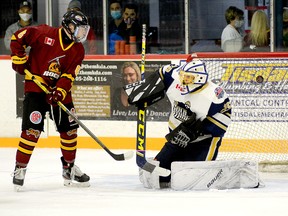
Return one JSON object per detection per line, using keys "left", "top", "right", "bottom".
{"left": 125, "top": 56, "right": 232, "bottom": 187}
{"left": 156, "top": 57, "right": 231, "bottom": 186}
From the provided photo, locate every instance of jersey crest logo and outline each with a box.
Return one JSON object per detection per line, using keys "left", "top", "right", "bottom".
{"left": 43, "top": 62, "right": 61, "bottom": 80}
{"left": 48, "top": 62, "right": 61, "bottom": 73}
{"left": 44, "top": 37, "right": 55, "bottom": 46}
{"left": 172, "top": 101, "right": 191, "bottom": 122}
{"left": 214, "top": 86, "right": 224, "bottom": 99}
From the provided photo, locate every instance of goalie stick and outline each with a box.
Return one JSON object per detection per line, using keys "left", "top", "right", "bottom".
{"left": 135, "top": 24, "right": 170, "bottom": 177}
{"left": 24, "top": 69, "right": 133, "bottom": 161}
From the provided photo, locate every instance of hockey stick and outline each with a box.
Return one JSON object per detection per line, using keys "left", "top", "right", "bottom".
{"left": 135, "top": 24, "right": 170, "bottom": 177}
{"left": 24, "top": 69, "right": 133, "bottom": 161}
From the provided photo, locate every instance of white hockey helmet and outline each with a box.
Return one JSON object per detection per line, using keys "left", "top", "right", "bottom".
{"left": 179, "top": 59, "right": 208, "bottom": 94}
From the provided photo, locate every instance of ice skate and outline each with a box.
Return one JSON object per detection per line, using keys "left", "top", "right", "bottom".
{"left": 61, "top": 156, "right": 90, "bottom": 187}
{"left": 12, "top": 166, "right": 27, "bottom": 191}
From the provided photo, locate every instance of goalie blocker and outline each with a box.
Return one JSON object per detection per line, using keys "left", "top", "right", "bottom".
{"left": 139, "top": 159, "right": 264, "bottom": 190}
{"left": 123, "top": 71, "right": 165, "bottom": 107}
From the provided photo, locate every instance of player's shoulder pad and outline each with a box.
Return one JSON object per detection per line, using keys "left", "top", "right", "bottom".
{"left": 204, "top": 81, "right": 228, "bottom": 104}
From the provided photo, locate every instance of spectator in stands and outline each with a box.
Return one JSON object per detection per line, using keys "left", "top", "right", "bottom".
{"left": 221, "top": 6, "right": 245, "bottom": 52}
{"left": 108, "top": 0, "right": 126, "bottom": 54}
{"left": 244, "top": 10, "right": 270, "bottom": 51}
{"left": 67, "top": 0, "right": 97, "bottom": 54}
{"left": 4, "top": 1, "right": 37, "bottom": 53}
{"left": 122, "top": 3, "right": 142, "bottom": 54}
{"left": 283, "top": 7, "right": 288, "bottom": 47}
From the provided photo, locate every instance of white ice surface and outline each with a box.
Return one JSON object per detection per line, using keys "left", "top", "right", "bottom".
{"left": 1, "top": 148, "right": 288, "bottom": 216}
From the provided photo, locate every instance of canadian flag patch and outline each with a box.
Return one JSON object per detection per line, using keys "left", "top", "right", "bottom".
{"left": 44, "top": 37, "right": 55, "bottom": 46}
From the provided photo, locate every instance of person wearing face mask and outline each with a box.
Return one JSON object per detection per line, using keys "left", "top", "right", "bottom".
{"left": 283, "top": 8, "right": 288, "bottom": 47}
{"left": 221, "top": 6, "right": 245, "bottom": 52}
{"left": 122, "top": 3, "right": 142, "bottom": 54}
{"left": 4, "top": 1, "right": 37, "bottom": 52}
{"left": 108, "top": 0, "right": 126, "bottom": 54}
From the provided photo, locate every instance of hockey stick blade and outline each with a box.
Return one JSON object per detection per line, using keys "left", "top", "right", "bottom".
{"left": 24, "top": 69, "right": 133, "bottom": 161}
{"left": 58, "top": 104, "right": 133, "bottom": 161}
{"left": 153, "top": 166, "right": 171, "bottom": 177}
{"left": 56, "top": 101, "right": 133, "bottom": 161}
{"left": 122, "top": 150, "right": 134, "bottom": 160}
{"left": 137, "top": 157, "right": 171, "bottom": 177}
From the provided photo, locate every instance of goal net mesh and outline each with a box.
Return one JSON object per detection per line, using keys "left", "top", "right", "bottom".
{"left": 200, "top": 55, "right": 288, "bottom": 171}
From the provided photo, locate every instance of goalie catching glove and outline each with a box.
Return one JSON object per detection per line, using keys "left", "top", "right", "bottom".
{"left": 123, "top": 71, "right": 165, "bottom": 107}
{"left": 165, "top": 112, "right": 203, "bottom": 148}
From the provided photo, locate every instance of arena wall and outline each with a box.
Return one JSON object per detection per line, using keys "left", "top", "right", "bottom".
{"left": 1, "top": 53, "right": 288, "bottom": 153}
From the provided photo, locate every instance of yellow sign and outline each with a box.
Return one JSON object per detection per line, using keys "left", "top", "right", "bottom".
{"left": 221, "top": 63, "right": 288, "bottom": 82}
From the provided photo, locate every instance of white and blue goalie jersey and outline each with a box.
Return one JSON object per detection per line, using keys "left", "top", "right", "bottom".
{"left": 158, "top": 64, "right": 232, "bottom": 138}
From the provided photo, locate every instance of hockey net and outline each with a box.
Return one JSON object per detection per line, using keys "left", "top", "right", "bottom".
{"left": 196, "top": 53, "right": 288, "bottom": 172}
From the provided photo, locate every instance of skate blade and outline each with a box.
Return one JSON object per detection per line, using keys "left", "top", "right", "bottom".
{"left": 14, "top": 185, "right": 23, "bottom": 192}
{"left": 64, "top": 179, "right": 90, "bottom": 187}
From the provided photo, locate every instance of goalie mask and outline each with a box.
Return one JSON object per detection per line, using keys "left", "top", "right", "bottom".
{"left": 178, "top": 59, "right": 208, "bottom": 94}
{"left": 62, "top": 10, "right": 90, "bottom": 43}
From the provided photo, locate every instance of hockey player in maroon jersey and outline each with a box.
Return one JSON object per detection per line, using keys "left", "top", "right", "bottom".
{"left": 10, "top": 10, "right": 91, "bottom": 189}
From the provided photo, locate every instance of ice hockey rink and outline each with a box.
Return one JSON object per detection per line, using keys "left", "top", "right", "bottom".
{"left": 1, "top": 148, "right": 288, "bottom": 216}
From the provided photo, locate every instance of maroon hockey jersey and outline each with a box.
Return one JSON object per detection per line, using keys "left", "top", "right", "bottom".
{"left": 10, "top": 24, "right": 85, "bottom": 104}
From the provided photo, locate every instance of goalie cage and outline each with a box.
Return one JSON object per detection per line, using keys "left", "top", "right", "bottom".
{"left": 177, "top": 53, "right": 288, "bottom": 172}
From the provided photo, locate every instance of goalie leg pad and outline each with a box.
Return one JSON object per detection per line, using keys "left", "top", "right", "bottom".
{"left": 139, "top": 158, "right": 160, "bottom": 189}
{"left": 171, "top": 160, "right": 264, "bottom": 190}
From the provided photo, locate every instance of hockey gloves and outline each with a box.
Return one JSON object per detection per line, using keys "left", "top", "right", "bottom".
{"left": 11, "top": 55, "right": 29, "bottom": 75}
{"left": 46, "top": 88, "right": 67, "bottom": 106}
{"left": 165, "top": 112, "right": 203, "bottom": 148}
